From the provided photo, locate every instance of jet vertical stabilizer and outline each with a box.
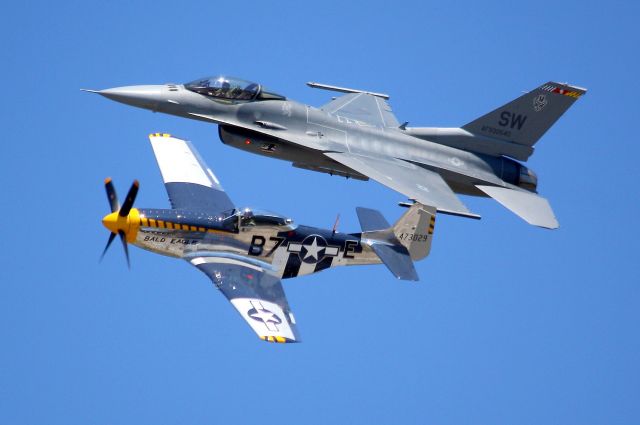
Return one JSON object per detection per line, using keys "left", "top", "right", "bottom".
{"left": 461, "top": 82, "right": 587, "bottom": 160}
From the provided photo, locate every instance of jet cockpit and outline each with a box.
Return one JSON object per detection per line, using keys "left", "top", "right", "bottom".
{"left": 185, "top": 76, "right": 286, "bottom": 102}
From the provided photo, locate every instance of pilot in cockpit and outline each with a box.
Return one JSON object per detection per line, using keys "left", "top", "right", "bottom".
{"left": 184, "top": 75, "right": 286, "bottom": 102}
{"left": 221, "top": 208, "right": 294, "bottom": 232}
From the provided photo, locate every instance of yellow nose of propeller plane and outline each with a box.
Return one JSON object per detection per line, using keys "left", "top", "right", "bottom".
{"left": 102, "top": 209, "right": 140, "bottom": 242}
{"left": 101, "top": 211, "right": 119, "bottom": 233}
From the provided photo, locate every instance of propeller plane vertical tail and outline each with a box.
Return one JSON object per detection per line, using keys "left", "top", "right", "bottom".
{"left": 356, "top": 203, "right": 437, "bottom": 281}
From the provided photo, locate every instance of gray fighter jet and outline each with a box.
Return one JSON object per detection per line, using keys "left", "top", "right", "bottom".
{"left": 101, "top": 133, "right": 437, "bottom": 342}
{"left": 86, "top": 76, "right": 586, "bottom": 228}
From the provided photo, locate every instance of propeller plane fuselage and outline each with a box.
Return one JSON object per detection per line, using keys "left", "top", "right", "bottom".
{"left": 108, "top": 206, "right": 383, "bottom": 280}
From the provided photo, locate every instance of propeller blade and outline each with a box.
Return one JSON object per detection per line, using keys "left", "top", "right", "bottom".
{"left": 118, "top": 230, "right": 130, "bottom": 269}
{"left": 104, "top": 177, "right": 119, "bottom": 213}
{"left": 119, "top": 180, "right": 139, "bottom": 217}
{"left": 100, "top": 232, "right": 117, "bottom": 261}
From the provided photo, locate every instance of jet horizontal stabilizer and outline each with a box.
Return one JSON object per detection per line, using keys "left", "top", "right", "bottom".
{"left": 476, "top": 185, "right": 559, "bottom": 229}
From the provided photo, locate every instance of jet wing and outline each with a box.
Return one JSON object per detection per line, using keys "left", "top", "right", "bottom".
{"left": 188, "top": 257, "right": 301, "bottom": 343}
{"left": 149, "top": 133, "right": 235, "bottom": 213}
{"left": 320, "top": 93, "right": 400, "bottom": 128}
{"left": 325, "top": 152, "right": 479, "bottom": 218}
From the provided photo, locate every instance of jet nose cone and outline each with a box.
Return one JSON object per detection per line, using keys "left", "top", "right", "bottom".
{"left": 102, "top": 211, "right": 119, "bottom": 234}
{"left": 97, "top": 85, "right": 163, "bottom": 110}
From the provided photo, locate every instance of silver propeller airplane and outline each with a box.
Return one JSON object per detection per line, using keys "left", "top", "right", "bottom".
{"left": 86, "top": 76, "right": 586, "bottom": 228}
{"left": 101, "top": 134, "right": 437, "bottom": 343}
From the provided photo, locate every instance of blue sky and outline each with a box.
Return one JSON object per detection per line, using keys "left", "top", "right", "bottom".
{"left": 1, "top": 1, "right": 639, "bottom": 424}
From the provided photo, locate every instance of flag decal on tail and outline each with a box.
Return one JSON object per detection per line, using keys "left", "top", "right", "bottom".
{"left": 540, "top": 84, "right": 585, "bottom": 98}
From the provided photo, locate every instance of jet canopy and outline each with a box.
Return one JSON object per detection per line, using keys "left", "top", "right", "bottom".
{"left": 185, "top": 75, "right": 285, "bottom": 101}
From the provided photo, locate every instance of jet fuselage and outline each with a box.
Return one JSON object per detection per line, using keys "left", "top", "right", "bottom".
{"left": 97, "top": 83, "right": 534, "bottom": 198}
